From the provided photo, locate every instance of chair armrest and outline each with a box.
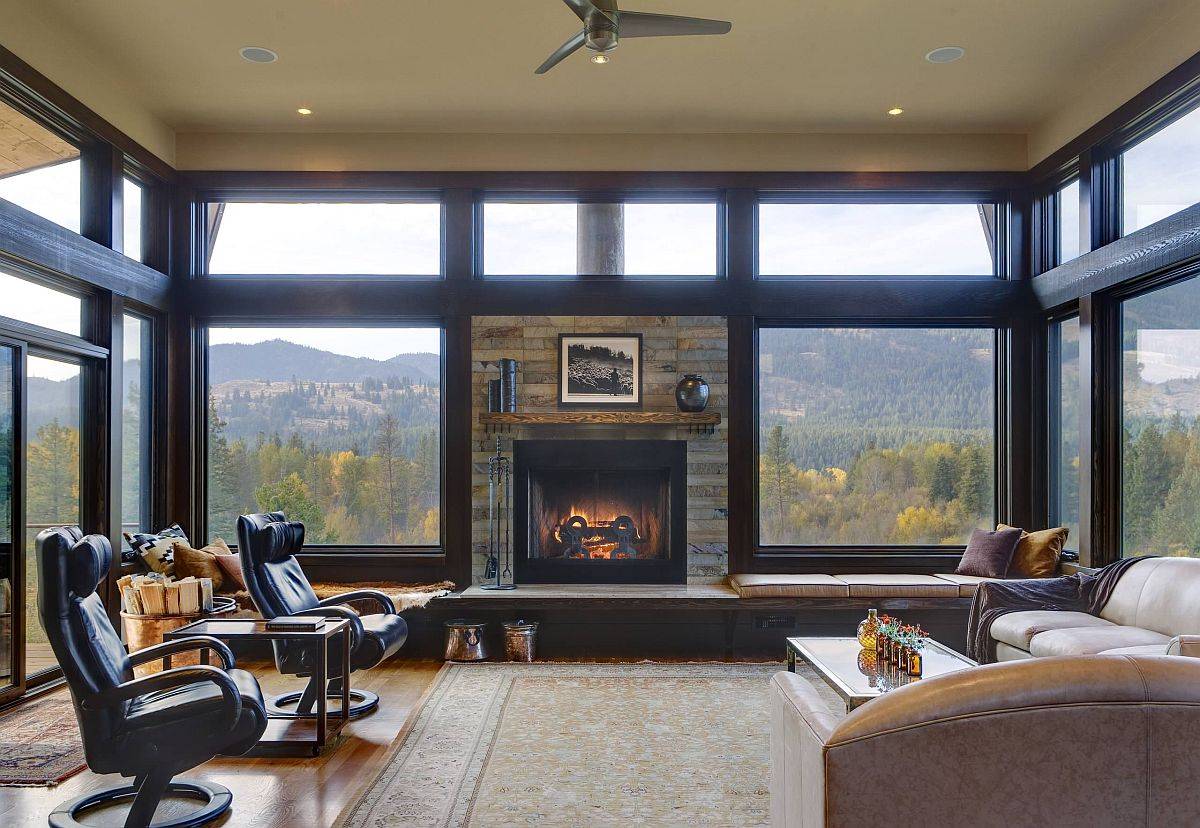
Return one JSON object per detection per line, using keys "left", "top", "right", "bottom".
{"left": 84, "top": 666, "right": 242, "bottom": 732}
{"left": 289, "top": 606, "right": 364, "bottom": 650}
{"left": 128, "top": 635, "right": 236, "bottom": 669}
{"left": 318, "top": 589, "right": 396, "bottom": 615}
{"left": 1167, "top": 635, "right": 1200, "bottom": 657}
{"left": 771, "top": 671, "right": 839, "bottom": 745}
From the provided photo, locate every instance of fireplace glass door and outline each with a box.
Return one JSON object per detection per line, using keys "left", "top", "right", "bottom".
{"left": 514, "top": 440, "right": 686, "bottom": 584}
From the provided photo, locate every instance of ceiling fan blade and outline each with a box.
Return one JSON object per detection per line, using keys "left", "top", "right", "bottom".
{"left": 535, "top": 30, "right": 587, "bottom": 74}
{"left": 618, "top": 11, "right": 732, "bottom": 37}
{"left": 562, "top": 0, "right": 614, "bottom": 25}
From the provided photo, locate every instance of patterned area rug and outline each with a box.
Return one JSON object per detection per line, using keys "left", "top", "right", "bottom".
{"left": 0, "top": 687, "right": 86, "bottom": 786}
{"left": 337, "top": 662, "right": 843, "bottom": 828}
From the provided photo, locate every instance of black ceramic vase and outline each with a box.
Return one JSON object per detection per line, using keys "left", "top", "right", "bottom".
{"left": 675, "top": 374, "right": 710, "bottom": 412}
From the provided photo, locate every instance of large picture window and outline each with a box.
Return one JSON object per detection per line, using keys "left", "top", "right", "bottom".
{"left": 757, "top": 202, "right": 996, "bottom": 276}
{"left": 1048, "top": 316, "right": 1080, "bottom": 545}
{"left": 759, "top": 327, "right": 995, "bottom": 546}
{"left": 1122, "top": 103, "right": 1200, "bottom": 234}
{"left": 205, "top": 326, "right": 441, "bottom": 548}
{"left": 1121, "top": 277, "right": 1200, "bottom": 557}
{"left": 0, "top": 270, "right": 83, "bottom": 336}
{"left": 482, "top": 200, "right": 718, "bottom": 276}
{"left": 206, "top": 202, "right": 441, "bottom": 276}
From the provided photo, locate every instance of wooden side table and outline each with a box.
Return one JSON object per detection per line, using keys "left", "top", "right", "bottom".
{"left": 165, "top": 617, "right": 351, "bottom": 757}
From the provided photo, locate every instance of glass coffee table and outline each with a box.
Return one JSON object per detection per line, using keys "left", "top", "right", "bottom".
{"left": 786, "top": 636, "right": 977, "bottom": 712}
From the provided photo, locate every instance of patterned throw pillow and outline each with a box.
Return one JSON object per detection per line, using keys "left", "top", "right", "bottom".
{"left": 124, "top": 524, "right": 189, "bottom": 575}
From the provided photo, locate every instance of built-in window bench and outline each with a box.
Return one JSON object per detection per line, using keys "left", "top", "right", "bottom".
{"left": 421, "top": 578, "right": 977, "bottom": 659}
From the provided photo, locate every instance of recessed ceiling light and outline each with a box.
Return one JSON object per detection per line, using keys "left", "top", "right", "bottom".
{"left": 887, "top": 107, "right": 904, "bottom": 116}
{"left": 239, "top": 46, "right": 278, "bottom": 64}
{"left": 296, "top": 107, "right": 313, "bottom": 116}
{"left": 591, "top": 53, "right": 609, "bottom": 65}
{"left": 925, "top": 46, "right": 965, "bottom": 64}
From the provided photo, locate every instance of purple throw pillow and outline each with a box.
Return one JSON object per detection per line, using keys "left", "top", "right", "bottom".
{"left": 956, "top": 527, "right": 1023, "bottom": 579}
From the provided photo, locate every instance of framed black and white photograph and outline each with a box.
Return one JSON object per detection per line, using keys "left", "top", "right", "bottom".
{"left": 558, "top": 333, "right": 643, "bottom": 409}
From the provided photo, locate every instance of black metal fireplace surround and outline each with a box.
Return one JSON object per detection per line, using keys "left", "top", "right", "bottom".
{"left": 514, "top": 439, "right": 687, "bottom": 584}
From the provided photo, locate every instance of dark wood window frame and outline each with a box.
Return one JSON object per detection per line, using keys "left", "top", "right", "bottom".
{"left": 474, "top": 189, "right": 727, "bottom": 280}
{"left": 1043, "top": 307, "right": 1080, "bottom": 552}
{"left": 194, "top": 318, "right": 452, "bottom": 569}
{"left": 753, "top": 191, "right": 1008, "bottom": 280}
{"left": 741, "top": 320, "right": 1007, "bottom": 573}
{"left": 197, "top": 190, "right": 445, "bottom": 280}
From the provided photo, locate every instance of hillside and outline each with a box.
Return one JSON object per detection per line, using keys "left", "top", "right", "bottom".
{"left": 208, "top": 340, "right": 439, "bottom": 385}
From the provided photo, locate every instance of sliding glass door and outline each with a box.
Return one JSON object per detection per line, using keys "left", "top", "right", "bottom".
{"left": 23, "top": 354, "right": 81, "bottom": 680}
{"left": 0, "top": 343, "right": 18, "bottom": 701}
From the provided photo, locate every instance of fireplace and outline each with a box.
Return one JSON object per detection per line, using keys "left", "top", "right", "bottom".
{"left": 514, "top": 440, "right": 687, "bottom": 584}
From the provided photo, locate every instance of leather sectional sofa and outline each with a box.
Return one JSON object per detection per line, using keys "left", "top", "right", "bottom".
{"left": 989, "top": 557, "right": 1200, "bottom": 661}
{"left": 770, "top": 653, "right": 1200, "bottom": 826}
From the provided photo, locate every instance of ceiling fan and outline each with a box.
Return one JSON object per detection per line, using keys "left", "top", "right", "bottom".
{"left": 536, "top": 0, "right": 732, "bottom": 74}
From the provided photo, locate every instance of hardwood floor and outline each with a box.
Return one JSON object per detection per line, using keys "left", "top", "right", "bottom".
{"left": 0, "top": 657, "right": 443, "bottom": 828}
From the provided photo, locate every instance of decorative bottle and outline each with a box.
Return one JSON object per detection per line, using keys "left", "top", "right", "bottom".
{"left": 856, "top": 608, "right": 880, "bottom": 650}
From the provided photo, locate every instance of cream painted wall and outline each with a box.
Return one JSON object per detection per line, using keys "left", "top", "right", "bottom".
{"left": 0, "top": 0, "right": 176, "bottom": 165}
{"left": 174, "top": 131, "right": 1028, "bottom": 172}
{"left": 1028, "top": 1, "right": 1200, "bottom": 165}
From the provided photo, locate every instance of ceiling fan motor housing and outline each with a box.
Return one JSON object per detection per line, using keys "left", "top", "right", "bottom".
{"left": 585, "top": 19, "right": 619, "bottom": 53}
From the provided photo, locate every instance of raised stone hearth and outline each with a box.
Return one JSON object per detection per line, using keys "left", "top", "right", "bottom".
{"left": 472, "top": 316, "right": 728, "bottom": 584}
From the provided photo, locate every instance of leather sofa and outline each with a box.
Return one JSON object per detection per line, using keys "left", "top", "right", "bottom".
{"left": 771, "top": 654, "right": 1200, "bottom": 827}
{"left": 990, "top": 557, "right": 1200, "bottom": 661}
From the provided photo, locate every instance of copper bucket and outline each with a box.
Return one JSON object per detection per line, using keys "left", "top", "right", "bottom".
{"left": 444, "top": 620, "right": 489, "bottom": 662}
{"left": 121, "top": 597, "right": 238, "bottom": 677}
{"left": 503, "top": 620, "right": 538, "bottom": 662}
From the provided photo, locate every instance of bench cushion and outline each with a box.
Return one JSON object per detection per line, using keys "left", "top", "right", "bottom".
{"left": 933, "top": 573, "right": 1001, "bottom": 597}
{"left": 728, "top": 574, "right": 849, "bottom": 598}
{"left": 1029, "top": 626, "right": 1171, "bottom": 658}
{"left": 1098, "top": 643, "right": 1171, "bottom": 656}
{"left": 990, "top": 610, "right": 1114, "bottom": 650}
{"left": 833, "top": 574, "right": 959, "bottom": 599}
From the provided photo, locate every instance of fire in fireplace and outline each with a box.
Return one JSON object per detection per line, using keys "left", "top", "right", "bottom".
{"left": 514, "top": 440, "right": 687, "bottom": 584}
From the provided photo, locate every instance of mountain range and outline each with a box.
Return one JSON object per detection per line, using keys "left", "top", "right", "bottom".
{"left": 208, "top": 340, "right": 439, "bottom": 385}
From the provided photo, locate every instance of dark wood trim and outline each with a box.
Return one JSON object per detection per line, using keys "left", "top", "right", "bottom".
{"left": 102, "top": 296, "right": 124, "bottom": 623}
{"left": 726, "top": 316, "right": 754, "bottom": 574}
{"left": 80, "top": 143, "right": 123, "bottom": 251}
{"left": 0, "top": 44, "right": 174, "bottom": 183}
{"left": 181, "top": 276, "right": 1028, "bottom": 321}
{"left": 0, "top": 200, "right": 171, "bottom": 310}
{"left": 1079, "top": 293, "right": 1122, "bottom": 567}
{"left": 442, "top": 315, "right": 472, "bottom": 587}
{"left": 1031, "top": 201, "right": 1200, "bottom": 310}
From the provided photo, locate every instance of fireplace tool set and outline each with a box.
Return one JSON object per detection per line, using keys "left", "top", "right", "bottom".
{"left": 482, "top": 437, "right": 516, "bottom": 590}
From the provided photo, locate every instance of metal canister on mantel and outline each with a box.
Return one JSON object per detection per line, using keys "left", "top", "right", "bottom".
{"left": 444, "top": 619, "right": 489, "bottom": 662}
{"left": 503, "top": 619, "right": 539, "bottom": 662}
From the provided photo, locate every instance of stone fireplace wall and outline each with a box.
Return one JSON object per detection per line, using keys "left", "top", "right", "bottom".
{"left": 471, "top": 316, "right": 728, "bottom": 584}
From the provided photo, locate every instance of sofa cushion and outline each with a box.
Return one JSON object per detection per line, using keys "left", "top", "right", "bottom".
{"left": 934, "top": 573, "right": 1000, "bottom": 597}
{"left": 833, "top": 574, "right": 959, "bottom": 598}
{"left": 1029, "top": 626, "right": 1171, "bottom": 658}
{"left": 1099, "top": 557, "right": 1200, "bottom": 635}
{"left": 727, "top": 574, "right": 849, "bottom": 598}
{"left": 990, "top": 611, "right": 1114, "bottom": 650}
{"left": 1098, "top": 644, "right": 1171, "bottom": 656}
{"left": 995, "top": 642, "right": 1034, "bottom": 662}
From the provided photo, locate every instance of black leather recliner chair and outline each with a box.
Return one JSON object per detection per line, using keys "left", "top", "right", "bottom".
{"left": 237, "top": 512, "right": 408, "bottom": 717}
{"left": 37, "top": 526, "right": 267, "bottom": 828}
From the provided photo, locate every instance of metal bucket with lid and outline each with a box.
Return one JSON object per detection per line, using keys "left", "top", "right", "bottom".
{"left": 503, "top": 619, "right": 538, "bottom": 662}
